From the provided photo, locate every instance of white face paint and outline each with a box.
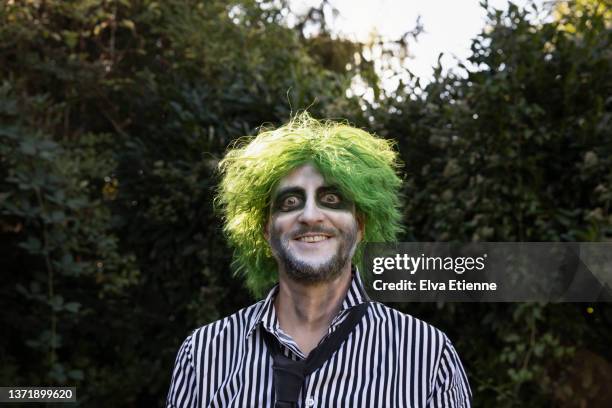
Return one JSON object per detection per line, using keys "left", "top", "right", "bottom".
{"left": 265, "top": 164, "right": 363, "bottom": 283}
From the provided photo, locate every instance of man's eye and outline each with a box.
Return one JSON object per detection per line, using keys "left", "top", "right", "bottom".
{"left": 282, "top": 196, "right": 300, "bottom": 208}
{"left": 321, "top": 193, "right": 341, "bottom": 205}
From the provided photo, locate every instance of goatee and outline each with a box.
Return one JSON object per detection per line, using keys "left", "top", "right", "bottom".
{"left": 269, "top": 226, "right": 358, "bottom": 284}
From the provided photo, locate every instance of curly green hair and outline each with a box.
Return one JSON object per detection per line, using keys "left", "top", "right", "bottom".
{"left": 216, "top": 113, "right": 403, "bottom": 297}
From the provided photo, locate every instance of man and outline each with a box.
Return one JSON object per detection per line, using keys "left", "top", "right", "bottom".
{"left": 167, "top": 114, "right": 472, "bottom": 407}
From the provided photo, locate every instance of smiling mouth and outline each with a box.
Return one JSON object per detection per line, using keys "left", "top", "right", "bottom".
{"left": 295, "top": 235, "right": 331, "bottom": 243}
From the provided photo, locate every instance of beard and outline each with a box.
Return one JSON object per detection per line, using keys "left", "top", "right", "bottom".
{"left": 269, "top": 224, "right": 359, "bottom": 284}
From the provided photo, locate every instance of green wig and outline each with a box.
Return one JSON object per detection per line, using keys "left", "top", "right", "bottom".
{"left": 216, "top": 113, "right": 403, "bottom": 297}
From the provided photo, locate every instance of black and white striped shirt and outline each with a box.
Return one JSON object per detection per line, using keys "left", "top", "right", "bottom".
{"left": 167, "top": 272, "right": 472, "bottom": 407}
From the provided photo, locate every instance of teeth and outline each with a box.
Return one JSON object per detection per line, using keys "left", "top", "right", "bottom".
{"left": 298, "top": 235, "right": 328, "bottom": 243}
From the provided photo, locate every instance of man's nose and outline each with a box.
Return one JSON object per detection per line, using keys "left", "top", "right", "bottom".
{"left": 297, "top": 198, "right": 324, "bottom": 224}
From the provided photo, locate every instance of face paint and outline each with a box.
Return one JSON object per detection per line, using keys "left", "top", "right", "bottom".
{"left": 266, "top": 164, "right": 362, "bottom": 283}
{"left": 271, "top": 187, "right": 305, "bottom": 213}
{"left": 316, "top": 187, "right": 354, "bottom": 211}
{"left": 271, "top": 187, "right": 354, "bottom": 213}
{"left": 269, "top": 222, "right": 358, "bottom": 283}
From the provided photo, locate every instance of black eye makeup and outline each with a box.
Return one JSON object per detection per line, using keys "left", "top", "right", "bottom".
{"left": 272, "top": 188, "right": 305, "bottom": 212}
{"left": 317, "top": 187, "right": 352, "bottom": 210}
{"left": 271, "top": 186, "right": 354, "bottom": 213}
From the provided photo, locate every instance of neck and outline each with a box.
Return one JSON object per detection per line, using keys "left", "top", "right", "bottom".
{"left": 274, "top": 265, "right": 353, "bottom": 355}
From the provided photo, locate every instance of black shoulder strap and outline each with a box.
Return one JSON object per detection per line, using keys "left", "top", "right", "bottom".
{"left": 303, "top": 302, "right": 368, "bottom": 375}
{"left": 263, "top": 302, "right": 369, "bottom": 408}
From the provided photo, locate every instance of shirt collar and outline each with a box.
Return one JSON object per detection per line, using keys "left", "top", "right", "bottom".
{"left": 246, "top": 267, "right": 370, "bottom": 339}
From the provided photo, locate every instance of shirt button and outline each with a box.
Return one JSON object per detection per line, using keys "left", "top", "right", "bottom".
{"left": 306, "top": 397, "right": 315, "bottom": 407}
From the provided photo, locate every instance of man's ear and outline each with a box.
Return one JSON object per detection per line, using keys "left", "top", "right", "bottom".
{"left": 263, "top": 217, "right": 270, "bottom": 241}
{"left": 357, "top": 213, "right": 365, "bottom": 243}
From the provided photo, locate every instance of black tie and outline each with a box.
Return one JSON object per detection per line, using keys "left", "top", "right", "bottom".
{"left": 262, "top": 302, "right": 369, "bottom": 408}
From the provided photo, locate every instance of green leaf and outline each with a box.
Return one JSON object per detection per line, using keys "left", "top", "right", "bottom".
{"left": 120, "top": 19, "right": 135, "bottom": 31}
{"left": 49, "top": 295, "right": 64, "bottom": 312}
{"left": 50, "top": 210, "right": 66, "bottom": 223}
{"left": 15, "top": 284, "right": 29, "bottom": 297}
{"left": 64, "top": 302, "right": 81, "bottom": 313}
{"left": 19, "top": 140, "right": 36, "bottom": 155}
{"left": 67, "top": 369, "right": 85, "bottom": 381}
{"left": 25, "top": 339, "right": 41, "bottom": 349}
{"left": 18, "top": 237, "right": 42, "bottom": 253}
{"left": 62, "top": 30, "right": 79, "bottom": 49}
{"left": 49, "top": 363, "right": 67, "bottom": 383}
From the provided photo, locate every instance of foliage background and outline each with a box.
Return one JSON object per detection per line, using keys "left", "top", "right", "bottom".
{"left": 1, "top": 0, "right": 610, "bottom": 406}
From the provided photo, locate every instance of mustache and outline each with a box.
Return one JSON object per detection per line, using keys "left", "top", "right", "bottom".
{"left": 290, "top": 226, "right": 337, "bottom": 239}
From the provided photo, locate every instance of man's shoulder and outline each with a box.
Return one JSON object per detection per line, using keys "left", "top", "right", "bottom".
{"left": 187, "top": 300, "right": 265, "bottom": 345}
{"left": 366, "top": 301, "right": 450, "bottom": 344}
